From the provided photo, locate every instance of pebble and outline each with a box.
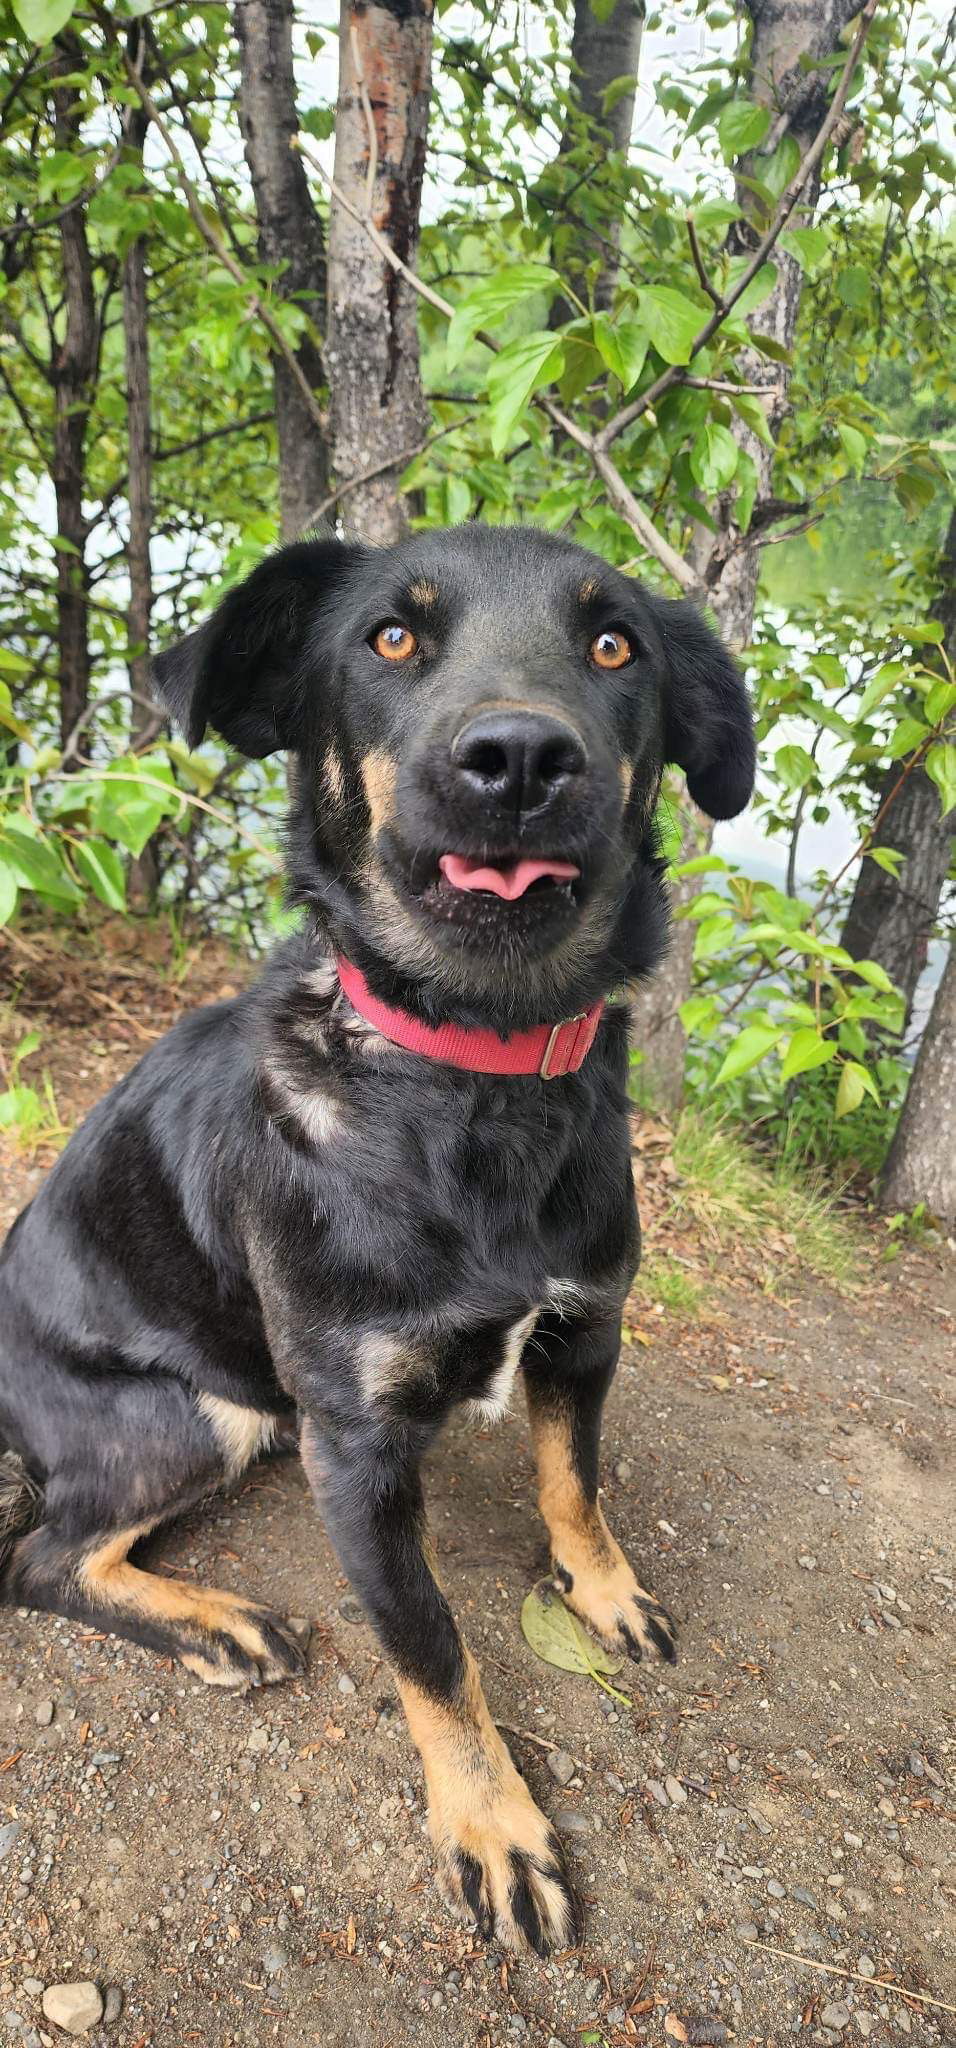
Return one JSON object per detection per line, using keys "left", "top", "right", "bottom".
{"left": 103, "top": 1988, "right": 123, "bottom": 2025}
{"left": 766, "top": 1879, "right": 785, "bottom": 1899}
{"left": 856, "top": 1954, "right": 876, "bottom": 1979}
{"left": 337, "top": 1673, "right": 356, "bottom": 1695}
{"left": 34, "top": 1700, "right": 54, "bottom": 1728}
{"left": 791, "top": 1886, "right": 818, "bottom": 1909}
{"left": 747, "top": 1804, "right": 772, "bottom": 1835}
{"left": 664, "top": 1775, "right": 686, "bottom": 1806}
{"left": 613, "top": 1459, "right": 632, "bottom": 1483}
{"left": 645, "top": 1778, "right": 669, "bottom": 1806}
{"left": 262, "top": 1946, "right": 287, "bottom": 1978}
{"left": 546, "top": 1750, "right": 576, "bottom": 1787}
{"left": 736, "top": 1921, "right": 759, "bottom": 1941}
{"left": 246, "top": 1726, "right": 270, "bottom": 1754}
{"left": 0, "top": 1821, "right": 22, "bottom": 1860}
{"left": 41, "top": 1983, "right": 104, "bottom": 2036}
{"left": 554, "top": 1810, "right": 589, "bottom": 1837}
{"left": 21, "top": 1980, "right": 44, "bottom": 1999}
{"left": 857, "top": 2019, "right": 875, "bottom": 2039}
{"left": 820, "top": 2003, "right": 850, "bottom": 2031}
{"left": 798, "top": 1554, "right": 818, "bottom": 1571}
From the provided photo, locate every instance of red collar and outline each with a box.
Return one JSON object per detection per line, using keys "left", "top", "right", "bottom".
{"left": 336, "top": 957, "right": 604, "bottom": 1080}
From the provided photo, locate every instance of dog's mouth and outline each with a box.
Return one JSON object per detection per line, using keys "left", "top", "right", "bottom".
{"left": 402, "top": 847, "right": 584, "bottom": 935}
{"left": 437, "top": 854, "right": 580, "bottom": 901}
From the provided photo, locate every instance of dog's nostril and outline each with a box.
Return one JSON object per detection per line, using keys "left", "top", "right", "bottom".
{"left": 452, "top": 712, "right": 587, "bottom": 812}
{"left": 463, "top": 739, "right": 510, "bottom": 785}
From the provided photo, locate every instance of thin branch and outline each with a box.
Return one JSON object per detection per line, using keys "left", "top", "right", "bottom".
{"left": 686, "top": 216, "right": 722, "bottom": 306}
{"left": 305, "top": 415, "right": 474, "bottom": 528}
{"left": 596, "top": 0, "right": 880, "bottom": 456}
{"left": 739, "top": 1940, "right": 956, "bottom": 2017}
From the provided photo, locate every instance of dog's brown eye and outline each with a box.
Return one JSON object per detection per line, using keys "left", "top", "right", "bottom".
{"left": 590, "top": 629, "right": 633, "bottom": 670}
{"left": 372, "top": 623, "right": 418, "bottom": 663}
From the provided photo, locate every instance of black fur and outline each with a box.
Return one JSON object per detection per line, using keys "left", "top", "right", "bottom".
{"left": 0, "top": 523, "right": 754, "bottom": 1952}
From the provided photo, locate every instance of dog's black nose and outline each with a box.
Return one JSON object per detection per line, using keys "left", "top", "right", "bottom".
{"left": 451, "top": 711, "right": 586, "bottom": 815}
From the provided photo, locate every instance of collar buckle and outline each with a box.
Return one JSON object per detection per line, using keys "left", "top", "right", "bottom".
{"left": 539, "top": 1013, "right": 588, "bottom": 1080}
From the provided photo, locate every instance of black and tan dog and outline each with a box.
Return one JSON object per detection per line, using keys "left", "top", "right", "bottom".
{"left": 0, "top": 524, "right": 754, "bottom": 1953}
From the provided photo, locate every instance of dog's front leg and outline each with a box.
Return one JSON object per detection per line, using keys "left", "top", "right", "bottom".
{"left": 524, "top": 1309, "right": 677, "bottom": 1666}
{"left": 299, "top": 1411, "right": 580, "bottom": 1955}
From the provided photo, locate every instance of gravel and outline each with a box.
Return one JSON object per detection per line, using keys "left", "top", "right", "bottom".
{"left": 546, "top": 1750, "right": 576, "bottom": 1787}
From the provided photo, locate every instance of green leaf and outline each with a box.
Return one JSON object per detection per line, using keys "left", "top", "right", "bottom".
{"left": 714, "top": 1022, "right": 783, "bottom": 1085}
{"left": 780, "top": 226, "right": 829, "bottom": 271}
{"left": 924, "top": 677, "right": 956, "bottom": 726}
{"left": 924, "top": 743, "right": 956, "bottom": 816}
{"left": 592, "top": 314, "right": 648, "bottom": 393}
{"left": 690, "top": 199, "right": 741, "bottom": 231}
{"left": 726, "top": 261, "right": 777, "bottom": 316}
{"left": 690, "top": 422, "right": 738, "bottom": 493}
{"left": 693, "top": 913, "right": 735, "bottom": 960}
{"left": 857, "top": 663, "right": 908, "bottom": 722}
{"left": 716, "top": 100, "right": 771, "bottom": 162}
{"left": 835, "top": 1060, "right": 879, "bottom": 1117}
{"left": 866, "top": 845, "right": 905, "bottom": 875}
{"left": 836, "top": 265, "right": 871, "bottom": 309}
{"left": 837, "top": 422, "right": 867, "bottom": 476}
{"left": 852, "top": 958, "right": 896, "bottom": 993}
{"left": 780, "top": 1029, "right": 837, "bottom": 1080}
{"left": 0, "top": 861, "right": 18, "bottom": 927}
{"left": 72, "top": 838, "right": 127, "bottom": 912}
{"left": 638, "top": 286, "right": 704, "bottom": 366}
{"left": 485, "top": 332, "right": 565, "bottom": 454}
{"left": 731, "top": 392, "right": 774, "bottom": 450}
{"left": 774, "top": 743, "right": 816, "bottom": 792}
{"left": 446, "top": 266, "right": 561, "bottom": 369}
{"left": 0, "top": 824, "right": 81, "bottom": 905}
{"left": 679, "top": 993, "right": 720, "bottom": 1036}
{"left": 520, "top": 1582, "right": 623, "bottom": 1678}
{"left": 12, "top": 0, "right": 75, "bottom": 39}
{"left": 886, "top": 715, "right": 930, "bottom": 760}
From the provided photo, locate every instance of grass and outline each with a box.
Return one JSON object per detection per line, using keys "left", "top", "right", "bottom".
{"left": 635, "top": 1253, "right": 703, "bottom": 1316}
{"left": 647, "top": 1108, "right": 865, "bottom": 1297}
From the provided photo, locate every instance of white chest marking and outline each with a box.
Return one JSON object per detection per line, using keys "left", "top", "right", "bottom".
{"left": 468, "top": 1309, "right": 540, "bottom": 1425}
{"left": 196, "top": 1393, "right": 278, "bottom": 1476}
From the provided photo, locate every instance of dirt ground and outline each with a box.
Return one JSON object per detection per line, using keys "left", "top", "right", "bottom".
{"left": 1, "top": 924, "right": 954, "bottom": 2048}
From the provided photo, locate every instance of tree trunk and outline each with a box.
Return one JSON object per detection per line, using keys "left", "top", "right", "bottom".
{"left": 880, "top": 942, "right": 956, "bottom": 1221}
{"left": 122, "top": 91, "right": 159, "bottom": 904}
{"left": 51, "top": 58, "right": 96, "bottom": 755}
{"left": 550, "top": 0, "right": 644, "bottom": 317}
{"left": 235, "top": 0, "right": 330, "bottom": 539}
{"left": 632, "top": 0, "right": 863, "bottom": 1110}
{"left": 324, "top": 0, "right": 432, "bottom": 545}
{"left": 840, "top": 508, "right": 956, "bottom": 1026}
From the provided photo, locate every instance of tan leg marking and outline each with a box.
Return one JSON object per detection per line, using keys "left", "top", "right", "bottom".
{"left": 398, "top": 1649, "right": 579, "bottom": 1955}
{"left": 527, "top": 1407, "right": 677, "bottom": 1665}
{"left": 77, "top": 1524, "right": 305, "bottom": 1689}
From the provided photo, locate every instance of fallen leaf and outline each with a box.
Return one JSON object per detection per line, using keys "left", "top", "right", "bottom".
{"left": 323, "top": 1720, "right": 346, "bottom": 1744}
{"left": 520, "top": 1581, "right": 623, "bottom": 1678}
{"left": 664, "top": 2017, "right": 688, "bottom": 2043}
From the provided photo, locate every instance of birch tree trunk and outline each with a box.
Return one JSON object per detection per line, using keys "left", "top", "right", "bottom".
{"left": 324, "top": 0, "right": 432, "bottom": 545}
{"left": 840, "top": 508, "right": 956, "bottom": 1027}
{"left": 630, "top": 0, "right": 866, "bottom": 1109}
{"left": 235, "top": 0, "right": 329, "bottom": 538}
{"left": 880, "top": 942, "right": 956, "bottom": 1221}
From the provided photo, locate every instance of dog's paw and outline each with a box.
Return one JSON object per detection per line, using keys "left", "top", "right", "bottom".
{"left": 432, "top": 1756, "right": 580, "bottom": 1956}
{"left": 178, "top": 1598, "right": 308, "bottom": 1689}
{"left": 553, "top": 1551, "right": 677, "bottom": 1666}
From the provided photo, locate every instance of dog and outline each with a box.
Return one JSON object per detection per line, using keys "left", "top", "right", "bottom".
{"left": 0, "top": 523, "right": 754, "bottom": 1954}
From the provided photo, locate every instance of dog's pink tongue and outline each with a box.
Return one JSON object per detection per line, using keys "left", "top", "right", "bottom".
{"left": 439, "top": 853, "right": 579, "bottom": 900}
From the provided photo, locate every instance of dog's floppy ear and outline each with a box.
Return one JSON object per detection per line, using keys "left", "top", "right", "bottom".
{"left": 152, "top": 538, "right": 360, "bottom": 754}
{"left": 651, "top": 596, "right": 756, "bottom": 820}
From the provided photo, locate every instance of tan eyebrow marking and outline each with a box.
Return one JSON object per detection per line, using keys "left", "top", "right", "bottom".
{"left": 408, "top": 578, "right": 440, "bottom": 609}
{"left": 578, "top": 576, "right": 600, "bottom": 604}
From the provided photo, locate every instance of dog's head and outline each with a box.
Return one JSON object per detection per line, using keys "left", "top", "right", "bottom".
{"left": 154, "top": 525, "right": 754, "bottom": 1024}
